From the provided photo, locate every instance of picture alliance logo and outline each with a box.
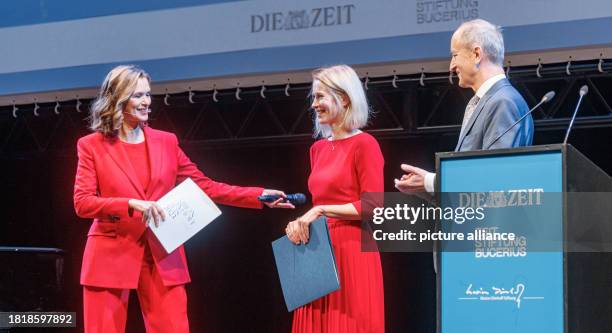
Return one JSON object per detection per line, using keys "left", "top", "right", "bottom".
{"left": 250, "top": 5, "right": 356, "bottom": 33}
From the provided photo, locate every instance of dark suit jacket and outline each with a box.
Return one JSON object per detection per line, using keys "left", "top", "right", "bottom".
{"left": 456, "top": 78, "right": 534, "bottom": 151}
{"left": 73, "top": 126, "right": 263, "bottom": 288}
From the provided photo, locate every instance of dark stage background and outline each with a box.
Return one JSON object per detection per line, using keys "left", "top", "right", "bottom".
{"left": 1, "top": 62, "right": 611, "bottom": 332}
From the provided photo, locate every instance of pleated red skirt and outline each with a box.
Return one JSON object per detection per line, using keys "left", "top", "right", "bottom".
{"left": 292, "top": 220, "right": 385, "bottom": 333}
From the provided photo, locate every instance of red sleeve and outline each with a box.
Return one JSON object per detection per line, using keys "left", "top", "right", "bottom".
{"left": 309, "top": 143, "right": 316, "bottom": 173}
{"left": 351, "top": 136, "right": 384, "bottom": 215}
{"left": 73, "top": 137, "right": 132, "bottom": 221}
{"left": 175, "top": 137, "right": 263, "bottom": 209}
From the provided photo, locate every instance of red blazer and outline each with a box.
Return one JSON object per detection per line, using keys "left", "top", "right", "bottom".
{"left": 73, "top": 127, "right": 263, "bottom": 289}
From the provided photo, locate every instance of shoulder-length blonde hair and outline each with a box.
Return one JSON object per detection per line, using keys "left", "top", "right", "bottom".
{"left": 311, "top": 65, "right": 370, "bottom": 138}
{"left": 89, "top": 65, "right": 151, "bottom": 137}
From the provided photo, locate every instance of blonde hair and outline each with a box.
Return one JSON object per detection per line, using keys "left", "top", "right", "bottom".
{"left": 311, "top": 65, "right": 370, "bottom": 138}
{"left": 89, "top": 65, "right": 151, "bottom": 137}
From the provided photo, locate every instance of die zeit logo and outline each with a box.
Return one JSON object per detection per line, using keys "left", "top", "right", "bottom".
{"left": 251, "top": 5, "right": 356, "bottom": 33}
{"left": 459, "top": 188, "right": 545, "bottom": 208}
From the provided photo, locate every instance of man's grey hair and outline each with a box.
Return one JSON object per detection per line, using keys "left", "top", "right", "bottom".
{"left": 454, "top": 19, "right": 505, "bottom": 66}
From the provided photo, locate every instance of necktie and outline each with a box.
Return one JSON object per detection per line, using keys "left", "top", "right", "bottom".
{"left": 459, "top": 94, "right": 480, "bottom": 138}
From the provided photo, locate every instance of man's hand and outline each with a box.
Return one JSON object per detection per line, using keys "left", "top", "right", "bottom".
{"left": 394, "top": 164, "right": 429, "bottom": 193}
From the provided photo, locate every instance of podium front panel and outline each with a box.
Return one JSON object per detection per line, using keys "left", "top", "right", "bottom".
{"left": 438, "top": 150, "right": 563, "bottom": 333}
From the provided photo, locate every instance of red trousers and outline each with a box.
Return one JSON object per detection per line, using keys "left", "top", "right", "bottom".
{"left": 83, "top": 246, "right": 189, "bottom": 333}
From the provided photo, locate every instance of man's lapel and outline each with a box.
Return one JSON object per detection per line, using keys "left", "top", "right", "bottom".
{"left": 455, "top": 79, "right": 509, "bottom": 151}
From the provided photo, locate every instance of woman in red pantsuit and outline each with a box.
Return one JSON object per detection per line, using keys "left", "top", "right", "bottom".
{"left": 285, "top": 65, "right": 385, "bottom": 333}
{"left": 74, "top": 65, "right": 293, "bottom": 333}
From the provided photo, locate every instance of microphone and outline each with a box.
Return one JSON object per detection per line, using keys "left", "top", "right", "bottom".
{"left": 485, "top": 90, "right": 555, "bottom": 149}
{"left": 258, "top": 193, "right": 307, "bottom": 206}
{"left": 563, "top": 85, "right": 589, "bottom": 144}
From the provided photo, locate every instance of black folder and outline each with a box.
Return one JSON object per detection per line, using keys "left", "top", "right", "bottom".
{"left": 272, "top": 217, "right": 340, "bottom": 311}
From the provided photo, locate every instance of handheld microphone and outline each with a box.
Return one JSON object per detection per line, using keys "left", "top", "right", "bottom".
{"left": 258, "top": 193, "right": 307, "bottom": 206}
{"left": 563, "top": 85, "right": 589, "bottom": 144}
{"left": 485, "top": 90, "right": 555, "bottom": 149}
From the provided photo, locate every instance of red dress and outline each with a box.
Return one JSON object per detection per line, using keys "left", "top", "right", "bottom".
{"left": 292, "top": 132, "right": 385, "bottom": 333}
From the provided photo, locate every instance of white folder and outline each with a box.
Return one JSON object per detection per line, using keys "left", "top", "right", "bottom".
{"left": 149, "top": 178, "right": 222, "bottom": 253}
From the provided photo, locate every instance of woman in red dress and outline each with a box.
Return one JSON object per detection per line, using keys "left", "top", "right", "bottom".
{"left": 285, "top": 65, "right": 385, "bottom": 333}
{"left": 74, "top": 65, "right": 293, "bottom": 333}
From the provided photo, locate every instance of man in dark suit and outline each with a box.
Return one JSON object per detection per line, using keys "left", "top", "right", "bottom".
{"left": 395, "top": 19, "right": 534, "bottom": 194}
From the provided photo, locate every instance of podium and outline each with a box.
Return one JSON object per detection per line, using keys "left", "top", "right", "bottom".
{"left": 435, "top": 144, "right": 612, "bottom": 333}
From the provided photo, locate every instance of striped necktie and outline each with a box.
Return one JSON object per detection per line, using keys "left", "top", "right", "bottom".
{"left": 459, "top": 94, "right": 480, "bottom": 138}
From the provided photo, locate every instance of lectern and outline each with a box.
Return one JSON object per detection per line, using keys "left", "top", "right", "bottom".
{"left": 436, "top": 144, "right": 612, "bottom": 333}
